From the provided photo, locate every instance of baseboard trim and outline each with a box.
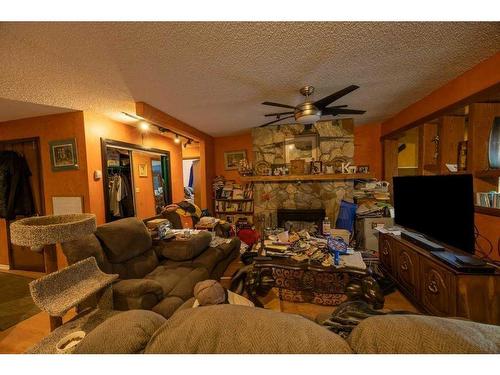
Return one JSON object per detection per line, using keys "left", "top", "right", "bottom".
{"left": 0, "top": 264, "right": 11, "bottom": 270}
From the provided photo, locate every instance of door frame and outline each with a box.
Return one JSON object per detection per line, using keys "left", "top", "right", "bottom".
{"left": 100, "top": 138, "right": 173, "bottom": 222}
{"left": 0, "top": 137, "right": 45, "bottom": 270}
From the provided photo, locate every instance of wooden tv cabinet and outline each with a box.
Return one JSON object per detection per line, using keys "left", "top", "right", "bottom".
{"left": 378, "top": 233, "right": 500, "bottom": 325}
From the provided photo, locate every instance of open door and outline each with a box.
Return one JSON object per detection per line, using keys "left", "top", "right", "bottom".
{"left": 0, "top": 138, "right": 45, "bottom": 272}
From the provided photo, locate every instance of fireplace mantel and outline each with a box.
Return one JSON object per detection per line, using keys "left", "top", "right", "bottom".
{"left": 241, "top": 173, "right": 373, "bottom": 183}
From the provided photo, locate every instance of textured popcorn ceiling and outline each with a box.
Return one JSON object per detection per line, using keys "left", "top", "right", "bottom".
{"left": 0, "top": 22, "right": 499, "bottom": 135}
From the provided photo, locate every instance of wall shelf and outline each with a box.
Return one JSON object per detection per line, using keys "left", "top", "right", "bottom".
{"left": 240, "top": 173, "right": 374, "bottom": 182}
{"left": 475, "top": 169, "right": 500, "bottom": 179}
{"left": 475, "top": 206, "right": 500, "bottom": 217}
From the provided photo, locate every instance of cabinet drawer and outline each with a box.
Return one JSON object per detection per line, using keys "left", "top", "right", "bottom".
{"left": 420, "top": 257, "right": 456, "bottom": 317}
{"left": 379, "top": 236, "right": 394, "bottom": 273}
{"left": 395, "top": 244, "right": 419, "bottom": 297}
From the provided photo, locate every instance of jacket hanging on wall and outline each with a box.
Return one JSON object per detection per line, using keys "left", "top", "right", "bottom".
{"left": 0, "top": 151, "right": 35, "bottom": 219}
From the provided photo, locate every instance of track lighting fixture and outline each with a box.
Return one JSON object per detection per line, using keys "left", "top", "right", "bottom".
{"left": 121, "top": 112, "right": 199, "bottom": 146}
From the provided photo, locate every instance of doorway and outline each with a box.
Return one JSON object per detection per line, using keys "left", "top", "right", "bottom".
{"left": 183, "top": 158, "right": 201, "bottom": 208}
{"left": 0, "top": 138, "right": 45, "bottom": 272}
{"left": 101, "top": 139, "right": 173, "bottom": 222}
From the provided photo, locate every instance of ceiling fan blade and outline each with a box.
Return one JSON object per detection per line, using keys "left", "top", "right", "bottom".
{"left": 262, "top": 101, "right": 296, "bottom": 109}
{"left": 264, "top": 111, "right": 294, "bottom": 117}
{"left": 313, "top": 85, "right": 360, "bottom": 109}
{"left": 259, "top": 115, "right": 294, "bottom": 128}
{"left": 322, "top": 107, "right": 366, "bottom": 116}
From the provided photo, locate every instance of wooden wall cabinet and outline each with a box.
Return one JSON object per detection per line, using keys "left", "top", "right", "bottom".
{"left": 379, "top": 233, "right": 499, "bottom": 325}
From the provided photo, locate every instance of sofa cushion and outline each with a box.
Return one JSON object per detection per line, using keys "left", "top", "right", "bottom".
{"left": 145, "top": 266, "right": 194, "bottom": 295}
{"left": 75, "top": 310, "right": 166, "bottom": 354}
{"left": 96, "top": 217, "right": 152, "bottom": 263}
{"left": 152, "top": 296, "right": 185, "bottom": 318}
{"left": 156, "top": 232, "right": 212, "bottom": 261}
{"left": 214, "top": 237, "right": 241, "bottom": 257}
{"left": 348, "top": 315, "right": 500, "bottom": 354}
{"left": 169, "top": 267, "right": 209, "bottom": 300}
{"left": 145, "top": 305, "right": 352, "bottom": 354}
{"left": 191, "top": 247, "right": 225, "bottom": 273}
{"left": 61, "top": 234, "right": 112, "bottom": 273}
{"left": 110, "top": 248, "right": 159, "bottom": 279}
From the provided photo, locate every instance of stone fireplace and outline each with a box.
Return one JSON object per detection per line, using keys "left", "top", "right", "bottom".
{"left": 252, "top": 120, "right": 355, "bottom": 225}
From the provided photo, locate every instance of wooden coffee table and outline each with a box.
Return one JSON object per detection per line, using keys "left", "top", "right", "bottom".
{"left": 238, "top": 255, "right": 384, "bottom": 309}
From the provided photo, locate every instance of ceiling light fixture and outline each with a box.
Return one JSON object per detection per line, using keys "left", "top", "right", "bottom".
{"left": 174, "top": 134, "right": 181, "bottom": 144}
{"left": 139, "top": 121, "right": 150, "bottom": 131}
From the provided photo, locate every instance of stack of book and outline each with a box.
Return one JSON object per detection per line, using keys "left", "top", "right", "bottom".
{"left": 476, "top": 191, "right": 500, "bottom": 208}
{"left": 353, "top": 180, "right": 392, "bottom": 218}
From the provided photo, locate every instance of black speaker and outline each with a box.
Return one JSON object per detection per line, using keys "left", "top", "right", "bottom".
{"left": 489, "top": 116, "right": 500, "bottom": 169}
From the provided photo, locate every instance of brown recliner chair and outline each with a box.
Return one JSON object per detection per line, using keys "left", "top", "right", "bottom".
{"left": 61, "top": 217, "right": 240, "bottom": 318}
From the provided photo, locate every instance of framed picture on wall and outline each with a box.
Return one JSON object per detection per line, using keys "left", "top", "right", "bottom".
{"left": 138, "top": 163, "right": 148, "bottom": 177}
{"left": 49, "top": 138, "right": 79, "bottom": 171}
{"left": 284, "top": 134, "right": 318, "bottom": 163}
{"left": 224, "top": 150, "right": 247, "bottom": 170}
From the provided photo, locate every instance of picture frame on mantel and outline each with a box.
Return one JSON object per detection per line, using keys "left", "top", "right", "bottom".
{"left": 284, "top": 134, "right": 318, "bottom": 163}
{"left": 49, "top": 138, "right": 79, "bottom": 171}
{"left": 224, "top": 150, "right": 247, "bottom": 170}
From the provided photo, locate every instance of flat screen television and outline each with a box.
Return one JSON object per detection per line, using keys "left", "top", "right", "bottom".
{"left": 392, "top": 174, "right": 475, "bottom": 254}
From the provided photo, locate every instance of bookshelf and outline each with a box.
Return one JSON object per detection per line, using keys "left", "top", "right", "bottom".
{"left": 213, "top": 179, "right": 254, "bottom": 223}
{"left": 474, "top": 206, "right": 500, "bottom": 217}
{"left": 384, "top": 102, "right": 500, "bottom": 218}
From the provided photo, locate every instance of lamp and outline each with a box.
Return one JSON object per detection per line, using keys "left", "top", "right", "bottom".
{"left": 10, "top": 213, "right": 97, "bottom": 330}
{"left": 294, "top": 101, "right": 321, "bottom": 124}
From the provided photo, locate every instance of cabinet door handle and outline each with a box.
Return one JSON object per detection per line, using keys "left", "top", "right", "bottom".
{"left": 428, "top": 280, "right": 439, "bottom": 294}
{"left": 401, "top": 261, "right": 408, "bottom": 271}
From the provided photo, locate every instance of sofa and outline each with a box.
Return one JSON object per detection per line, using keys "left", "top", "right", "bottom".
{"left": 61, "top": 217, "right": 240, "bottom": 318}
{"left": 28, "top": 304, "right": 500, "bottom": 354}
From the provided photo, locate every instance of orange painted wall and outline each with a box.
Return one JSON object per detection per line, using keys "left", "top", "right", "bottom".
{"left": 354, "top": 122, "right": 382, "bottom": 180}
{"left": 83, "top": 112, "right": 184, "bottom": 225}
{"left": 214, "top": 132, "right": 253, "bottom": 183}
{"left": 0, "top": 111, "right": 89, "bottom": 267}
{"left": 131, "top": 151, "right": 157, "bottom": 220}
{"left": 182, "top": 144, "right": 200, "bottom": 159}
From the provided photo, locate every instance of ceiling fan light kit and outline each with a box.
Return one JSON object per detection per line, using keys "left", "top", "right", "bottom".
{"left": 260, "top": 85, "right": 366, "bottom": 127}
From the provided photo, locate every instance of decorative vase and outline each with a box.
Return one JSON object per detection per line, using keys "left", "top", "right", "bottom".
{"left": 488, "top": 117, "right": 500, "bottom": 169}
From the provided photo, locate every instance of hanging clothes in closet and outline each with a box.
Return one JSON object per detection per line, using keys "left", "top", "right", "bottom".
{"left": 0, "top": 151, "right": 35, "bottom": 219}
{"left": 108, "top": 172, "right": 134, "bottom": 218}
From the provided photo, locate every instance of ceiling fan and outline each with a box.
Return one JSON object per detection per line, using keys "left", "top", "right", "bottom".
{"left": 259, "top": 85, "right": 366, "bottom": 127}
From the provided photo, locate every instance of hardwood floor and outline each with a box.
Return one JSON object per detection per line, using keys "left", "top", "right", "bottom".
{"left": 1, "top": 258, "right": 420, "bottom": 354}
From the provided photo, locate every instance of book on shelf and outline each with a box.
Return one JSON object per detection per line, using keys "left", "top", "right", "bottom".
{"left": 216, "top": 182, "right": 254, "bottom": 201}
{"left": 476, "top": 191, "right": 500, "bottom": 208}
{"left": 215, "top": 200, "right": 254, "bottom": 213}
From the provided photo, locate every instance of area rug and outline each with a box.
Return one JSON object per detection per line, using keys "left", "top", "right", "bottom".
{"left": 0, "top": 272, "right": 40, "bottom": 331}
